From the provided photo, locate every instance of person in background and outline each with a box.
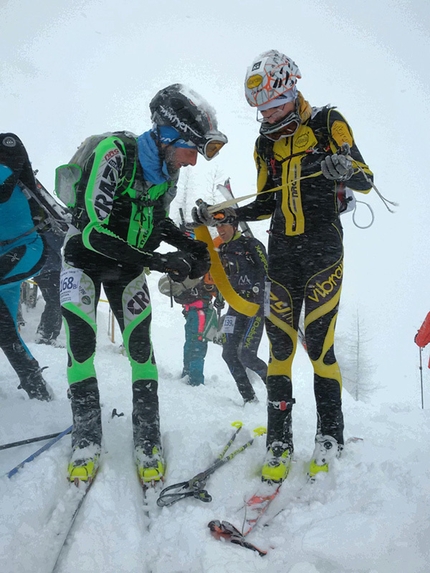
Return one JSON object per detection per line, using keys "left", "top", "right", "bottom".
{"left": 0, "top": 133, "right": 53, "bottom": 401}
{"left": 215, "top": 221, "right": 268, "bottom": 404}
{"left": 193, "top": 50, "right": 373, "bottom": 482}
{"left": 34, "top": 228, "right": 65, "bottom": 347}
{"left": 158, "top": 271, "right": 218, "bottom": 387}
{"left": 57, "top": 84, "right": 227, "bottom": 485}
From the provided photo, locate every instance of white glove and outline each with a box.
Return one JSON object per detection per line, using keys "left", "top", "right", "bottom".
{"left": 321, "top": 152, "right": 353, "bottom": 181}
{"left": 191, "top": 201, "right": 214, "bottom": 226}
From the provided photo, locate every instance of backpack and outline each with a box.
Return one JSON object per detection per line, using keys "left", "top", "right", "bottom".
{"left": 202, "top": 304, "right": 219, "bottom": 342}
{"left": 54, "top": 131, "right": 137, "bottom": 210}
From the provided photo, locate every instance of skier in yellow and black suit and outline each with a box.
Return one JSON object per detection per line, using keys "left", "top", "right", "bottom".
{"left": 192, "top": 50, "right": 373, "bottom": 483}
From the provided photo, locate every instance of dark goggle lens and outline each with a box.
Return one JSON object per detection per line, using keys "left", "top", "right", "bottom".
{"left": 263, "top": 120, "right": 300, "bottom": 141}
{"left": 260, "top": 111, "right": 300, "bottom": 141}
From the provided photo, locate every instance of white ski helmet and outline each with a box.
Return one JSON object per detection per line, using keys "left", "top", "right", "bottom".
{"left": 244, "top": 50, "right": 301, "bottom": 108}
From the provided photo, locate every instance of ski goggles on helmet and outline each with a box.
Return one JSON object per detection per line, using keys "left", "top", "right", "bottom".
{"left": 257, "top": 108, "right": 301, "bottom": 141}
{"left": 196, "top": 132, "right": 228, "bottom": 161}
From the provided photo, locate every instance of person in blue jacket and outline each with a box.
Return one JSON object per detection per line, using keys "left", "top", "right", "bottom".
{"left": 0, "top": 133, "right": 53, "bottom": 401}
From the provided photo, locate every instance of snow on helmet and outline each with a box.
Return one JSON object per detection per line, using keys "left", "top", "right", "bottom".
{"left": 149, "top": 84, "right": 228, "bottom": 161}
{"left": 244, "top": 50, "right": 301, "bottom": 108}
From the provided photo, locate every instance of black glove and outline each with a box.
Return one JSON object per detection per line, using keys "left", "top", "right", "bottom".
{"left": 175, "top": 237, "right": 211, "bottom": 279}
{"left": 321, "top": 152, "right": 353, "bottom": 181}
{"left": 188, "top": 248, "right": 211, "bottom": 279}
{"left": 154, "top": 251, "right": 193, "bottom": 283}
{"left": 187, "top": 239, "right": 209, "bottom": 259}
{"left": 191, "top": 201, "right": 237, "bottom": 227}
{"left": 214, "top": 296, "right": 225, "bottom": 311}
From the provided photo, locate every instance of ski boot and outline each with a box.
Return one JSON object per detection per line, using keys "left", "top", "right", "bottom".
{"left": 135, "top": 443, "right": 165, "bottom": 485}
{"left": 261, "top": 441, "right": 292, "bottom": 483}
{"left": 308, "top": 435, "right": 340, "bottom": 479}
{"left": 68, "top": 444, "right": 101, "bottom": 484}
{"left": 68, "top": 379, "right": 102, "bottom": 484}
{"left": 132, "top": 380, "right": 164, "bottom": 485}
{"left": 18, "top": 367, "right": 53, "bottom": 401}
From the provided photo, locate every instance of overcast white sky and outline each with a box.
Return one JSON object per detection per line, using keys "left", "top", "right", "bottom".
{"left": 2, "top": 0, "right": 430, "bottom": 403}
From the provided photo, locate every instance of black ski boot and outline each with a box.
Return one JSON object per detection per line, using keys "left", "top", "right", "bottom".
{"left": 263, "top": 375, "right": 295, "bottom": 483}
{"left": 18, "top": 366, "right": 53, "bottom": 401}
{"left": 69, "top": 378, "right": 102, "bottom": 450}
{"left": 132, "top": 379, "right": 164, "bottom": 484}
{"left": 68, "top": 378, "right": 102, "bottom": 483}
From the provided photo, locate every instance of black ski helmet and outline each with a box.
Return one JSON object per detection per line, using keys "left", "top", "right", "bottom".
{"left": 149, "top": 84, "right": 227, "bottom": 161}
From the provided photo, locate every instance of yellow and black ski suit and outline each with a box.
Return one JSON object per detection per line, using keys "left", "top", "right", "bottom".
{"left": 236, "top": 93, "right": 373, "bottom": 452}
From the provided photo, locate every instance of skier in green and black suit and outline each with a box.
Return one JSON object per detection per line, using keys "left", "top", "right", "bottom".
{"left": 58, "top": 84, "right": 227, "bottom": 485}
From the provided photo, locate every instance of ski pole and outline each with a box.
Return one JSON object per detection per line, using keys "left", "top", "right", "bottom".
{"left": 157, "top": 424, "right": 266, "bottom": 507}
{"left": 6, "top": 425, "right": 73, "bottom": 479}
{"left": 0, "top": 427, "right": 72, "bottom": 451}
{"left": 419, "top": 347, "right": 424, "bottom": 409}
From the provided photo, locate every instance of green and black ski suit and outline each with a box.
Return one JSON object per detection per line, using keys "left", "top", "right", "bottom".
{"left": 60, "top": 132, "right": 206, "bottom": 451}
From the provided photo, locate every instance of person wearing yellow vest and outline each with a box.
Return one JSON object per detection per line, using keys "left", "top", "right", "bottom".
{"left": 192, "top": 50, "right": 373, "bottom": 483}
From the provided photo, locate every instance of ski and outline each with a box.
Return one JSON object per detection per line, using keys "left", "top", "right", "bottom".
{"left": 141, "top": 481, "right": 163, "bottom": 532}
{"left": 242, "top": 482, "right": 282, "bottom": 535}
{"left": 208, "top": 481, "right": 281, "bottom": 556}
{"left": 18, "top": 175, "right": 71, "bottom": 236}
{"left": 194, "top": 225, "right": 259, "bottom": 318}
{"left": 49, "top": 477, "right": 97, "bottom": 573}
{"left": 216, "top": 178, "right": 253, "bottom": 238}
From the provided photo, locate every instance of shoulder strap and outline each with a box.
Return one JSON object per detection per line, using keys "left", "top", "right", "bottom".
{"left": 308, "top": 105, "right": 337, "bottom": 152}
{"left": 112, "top": 131, "right": 138, "bottom": 194}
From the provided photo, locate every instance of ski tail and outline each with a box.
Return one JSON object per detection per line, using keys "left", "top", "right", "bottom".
{"left": 208, "top": 482, "right": 281, "bottom": 555}
{"left": 217, "top": 178, "right": 254, "bottom": 238}
{"left": 208, "top": 520, "right": 267, "bottom": 556}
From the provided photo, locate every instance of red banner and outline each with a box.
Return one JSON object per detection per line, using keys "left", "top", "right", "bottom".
{"left": 415, "top": 312, "right": 430, "bottom": 348}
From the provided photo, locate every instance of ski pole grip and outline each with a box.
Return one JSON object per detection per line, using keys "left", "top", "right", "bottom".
{"left": 253, "top": 427, "right": 267, "bottom": 437}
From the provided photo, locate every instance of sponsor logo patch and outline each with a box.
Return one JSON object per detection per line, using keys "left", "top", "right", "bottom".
{"left": 247, "top": 74, "right": 263, "bottom": 89}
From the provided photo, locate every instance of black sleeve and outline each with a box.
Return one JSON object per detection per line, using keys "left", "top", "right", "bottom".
{"left": 157, "top": 218, "right": 208, "bottom": 257}
{"left": 327, "top": 109, "right": 374, "bottom": 193}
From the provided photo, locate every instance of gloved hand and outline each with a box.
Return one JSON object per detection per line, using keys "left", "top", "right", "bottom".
{"left": 191, "top": 201, "right": 237, "bottom": 227}
{"left": 160, "top": 251, "right": 193, "bottom": 283}
{"left": 321, "top": 152, "right": 354, "bottom": 181}
{"left": 188, "top": 248, "right": 211, "bottom": 279}
{"left": 187, "top": 239, "right": 209, "bottom": 259}
{"left": 214, "top": 296, "right": 225, "bottom": 311}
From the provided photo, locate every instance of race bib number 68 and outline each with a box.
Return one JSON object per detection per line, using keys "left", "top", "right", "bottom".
{"left": 59, "top": 268, "right": 83, "bottom": 304}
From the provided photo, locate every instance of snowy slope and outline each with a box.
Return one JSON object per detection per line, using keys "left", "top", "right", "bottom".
{"left": 1, "top": 275, "right": 430, "bottom": 573}
{"left": 1, "top": 3, "right": 430, "bottom": 570}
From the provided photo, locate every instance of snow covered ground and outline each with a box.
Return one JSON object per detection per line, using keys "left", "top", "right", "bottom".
{"left": 1, "top": 277, "right": 430, "bottom": 573}
{"left": 2, "top": 1, "right": 430, "bottom": 571}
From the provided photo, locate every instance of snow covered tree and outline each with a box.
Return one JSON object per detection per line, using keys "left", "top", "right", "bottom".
{"left": 336, "top": 309, "right": 376, "bottom": 401}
